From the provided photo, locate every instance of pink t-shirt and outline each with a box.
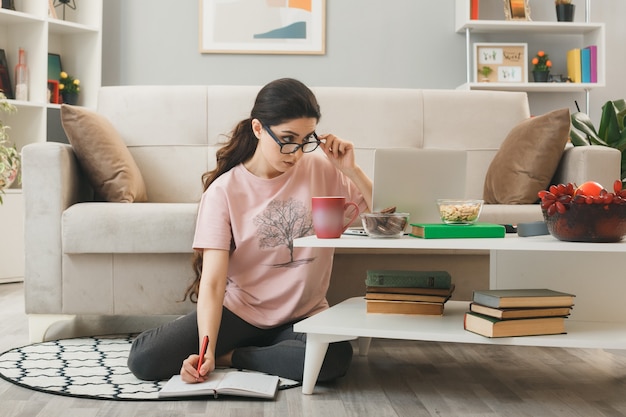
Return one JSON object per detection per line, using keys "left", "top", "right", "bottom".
{"left": 192, "top": 151, "right": 367, "bottom": 328}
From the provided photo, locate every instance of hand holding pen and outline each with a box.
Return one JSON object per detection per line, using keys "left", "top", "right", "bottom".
{"left": 197, "top": 335, "right": 209, "bottom": 375}
{"left": 180, "top": 334, "right": 211, "bottom": 383}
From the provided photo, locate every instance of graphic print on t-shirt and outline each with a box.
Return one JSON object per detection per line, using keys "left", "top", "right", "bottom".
{"left": 253, "top": 197, "right": 315, "bottom": 267}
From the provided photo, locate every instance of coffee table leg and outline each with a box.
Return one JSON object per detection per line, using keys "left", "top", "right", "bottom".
{"left": 358, "top": 337, "right": 372, "bottom": 356}
{"left": 301, "top": 333, "right": 357, "bottom": 394}
{"left": 302, "top": 335, "right": 328, "bottom": 395}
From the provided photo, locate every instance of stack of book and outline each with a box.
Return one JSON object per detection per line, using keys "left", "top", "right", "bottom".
{"left": 364, "top": 270, "right": 455, "bottom": 316}
{"left": 567, "top": 45, "right": 597, "bottom": 83}
{"left": 464, "top": 289, "right": 575, "bottom": 338}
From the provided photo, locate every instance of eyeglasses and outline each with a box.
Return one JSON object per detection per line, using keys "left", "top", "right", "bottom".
{"left": 263, "top": 125, "right": 321, "bottom": 154}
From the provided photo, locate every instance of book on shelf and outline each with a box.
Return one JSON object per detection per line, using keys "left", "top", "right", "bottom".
{"left": 365, "top": 270, "right": 452, "bottom": 289}
{"left": 472, "top": 289, "right": 575, "bottom": 309}
{"left": 470, "top": 0, "right": 479, "bottom": 20}
{"left": 464, "top": 311, "right": 567, "bottom": 338}
{"left": 567, "top": 48, "right": 582, "bottom": 83}
{"left": 410, "top": 223, "right": 505, "bottom": 239}
{"left": 469, "top": 302, "right": 571, "bottom": 320}
{"left": 585, "top": 44, "right": 598, "bottom": 83}
{"left": 581, "top": 47, "right": 591, "bottom": 83}
{"left": 366, "top": 283, "right": 456, "bottom": 297}
{"left": 365, "top": 292, "right": 450, "bottom": 304}
{"left": 366, "top": 299, "right": 445, "bottom": 316}
{"left": 158, "top": 369, "right": 280, "bottom": 399}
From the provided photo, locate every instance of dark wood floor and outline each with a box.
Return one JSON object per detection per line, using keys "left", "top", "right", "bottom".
{"left": 2, "top": 282, "right": 626, "bottom": 417}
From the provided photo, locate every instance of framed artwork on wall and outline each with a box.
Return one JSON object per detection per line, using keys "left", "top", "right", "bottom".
{"left": 474, "top": 43, "right": 528, "bottom": 83}
{"left": 199, "top": 0, "right": 326, "bottom": 54}
{"left": 503, "top": 0, "right": 531, "bottom": 21}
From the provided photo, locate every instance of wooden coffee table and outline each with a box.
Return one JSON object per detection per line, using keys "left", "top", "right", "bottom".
{"left": 293, "top": 234, "right": 626, "bottom": 394}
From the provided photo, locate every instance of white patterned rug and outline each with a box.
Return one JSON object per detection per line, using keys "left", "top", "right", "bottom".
{"left": 0, "top": 335, "right": 299, "bottom": 401}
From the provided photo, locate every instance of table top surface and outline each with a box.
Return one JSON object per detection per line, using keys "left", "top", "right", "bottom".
{"left": 294, "top": 233, "right": 626, "bottom": 252}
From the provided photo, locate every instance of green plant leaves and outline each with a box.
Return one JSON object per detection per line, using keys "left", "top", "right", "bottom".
{"left": 570, "top": 99, "right": 626, "bottom": 182}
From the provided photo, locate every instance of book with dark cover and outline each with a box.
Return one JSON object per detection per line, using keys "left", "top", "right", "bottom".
{"left": 366, "top": 283, "right": 455, "bottom": 297}
{"left": 410, "top": 223, "right": 505, "bottom": 239}
{"left": 472, "top": 289, "right": 575, "bottom": 309}
{"left": 365, "top": 270, "right": 452, "bottom": 289}
{"left": 366, "top": 299, "right": 444, "bottom": 316}
{"left": 469, "top": 303, "right": 571, "bottom": 320}
{"left": 464, "top": 311, "right": 567, "bottom": 338}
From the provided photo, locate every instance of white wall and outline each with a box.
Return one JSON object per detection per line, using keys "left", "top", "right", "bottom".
{"left": 102, "top": 0, "right": 626, "bottom": 123}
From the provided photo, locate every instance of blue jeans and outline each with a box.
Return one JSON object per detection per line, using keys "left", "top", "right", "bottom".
{"left": 127, "top": 306, "right": 353, "bottom": 382}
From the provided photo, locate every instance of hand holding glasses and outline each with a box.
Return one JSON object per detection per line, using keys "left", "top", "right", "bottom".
{"left": 263, "top": 124, "right": 321, "bottom": 154}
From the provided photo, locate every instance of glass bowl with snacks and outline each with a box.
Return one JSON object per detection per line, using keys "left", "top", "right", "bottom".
{"left": 437, "top": 199, "right": 483, "bottom": 225}
{"left": 361, "top": 207, "right": 409, "bottom": 238}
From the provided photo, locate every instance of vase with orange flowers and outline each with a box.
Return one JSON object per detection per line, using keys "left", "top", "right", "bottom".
{"left": 532, "top": 50, "right": 552, "bottom": 82}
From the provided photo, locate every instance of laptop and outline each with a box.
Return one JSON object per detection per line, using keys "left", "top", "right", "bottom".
{"left": 371, "top": 148, "right": 467, "bottom": 225}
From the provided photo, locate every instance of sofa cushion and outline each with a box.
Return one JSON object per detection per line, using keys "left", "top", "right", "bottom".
{"left": 62, "top": 203, "right": 197, "bottom": 253}
{"left": 483, "top": 108, "right": 570, "bottom": 204}
{"left": 60, "top": 105, "right": 148, "bottom": 202}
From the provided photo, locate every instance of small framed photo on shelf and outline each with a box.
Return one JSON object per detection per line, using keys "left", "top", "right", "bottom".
{"left": 503, "top": 0, "right": 531, "bottom": 21}
{"left": 474, "top": 43, "right": 528, "bottom": 83}
{"left": 47, "top": 53, "right": 62, "bottom": 81}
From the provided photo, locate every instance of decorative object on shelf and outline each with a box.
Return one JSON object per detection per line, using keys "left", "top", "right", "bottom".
{"left": 531, "top": 50, "right": 551, "bottom": 82}
{"left": 53, "top": 0, "right": 76, "bottom": 21}
{"left": 47, "top": 80, "right": 60, "bottom": 104}
{"left": 200, "top": 0, "right": 325, "bottom": 54}
{"left": 1, "top": 0, "right": 15, "bottom": 10}
{"left": 59, "top": 71, "right": 80, "bottom": 105}
{"left": 470, "top": 0, "right": 479, "bottom": 20}
{"left": 13, "top": 47, "right": 28, "bottom": 101}
{"left": 48, "top": 0, "right": 57, "bottom": 18}
{"left": 555, "top": 0, "right": 575, "bottom": 22}
{"left": 0, "top": 49, "right": 12, "bottom": 99}
{"left": 478, "top": 65, "right": 493, "bottom": 82}
{"left": 539, "top": 181, "right": 626, "bottom": 243}
{"left": 0, "top": 91, "right": 19, "bottom": 203}
{"left": 570, "top": 99, "right": 626, "bottom": 187}
{"left": 474, "top": 43, "right": 527, "bottom": 84}
{"left": 503, "top": 0, "right": 530, "bottom": 21}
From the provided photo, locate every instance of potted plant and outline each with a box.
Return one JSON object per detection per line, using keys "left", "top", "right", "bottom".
{"left": 0, "top": 91, "right": 19, "bottom": 204}
{"left": 531, "top": 50, "right": 552, "bottom": 82}
{"left": 59, "top": 71, "right": 81, "bottom": 105}
{"left": 570, "top": 99, "right": 626, "bottom": 187}
{"left": 555, "top": 0, "right": 575, "bottom": 22}
{"left": 479, "top": 65, "right": 493, "bottom": 82}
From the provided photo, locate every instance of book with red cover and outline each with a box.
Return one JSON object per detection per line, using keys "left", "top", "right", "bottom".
{"left": 470, "top": 0, "right": 479, "bottom": 20}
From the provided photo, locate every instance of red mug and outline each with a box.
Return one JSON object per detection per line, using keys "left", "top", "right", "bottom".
{"left": 312, "top": 196, "right": 360, "bottom": 238}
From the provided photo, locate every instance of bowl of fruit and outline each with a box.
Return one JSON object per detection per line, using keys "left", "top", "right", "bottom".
{"left": 539, "top": 180, "right": 626, "bottom": 243}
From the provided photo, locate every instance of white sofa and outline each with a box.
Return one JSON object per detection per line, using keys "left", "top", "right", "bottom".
{"left": 22, "top": 85, "right": 620, "bottom": 342}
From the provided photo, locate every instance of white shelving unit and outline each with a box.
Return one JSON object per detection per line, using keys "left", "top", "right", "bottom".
{"left": 0, "top": 0, "right": 102, "bottom": 282}
{"left": 454, "top": 0, "right": 605, "bottom": 111}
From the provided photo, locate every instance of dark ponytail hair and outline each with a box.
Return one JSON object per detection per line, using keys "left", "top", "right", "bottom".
{"left": 183, "top": 78, "right": 321, "bottom": 302}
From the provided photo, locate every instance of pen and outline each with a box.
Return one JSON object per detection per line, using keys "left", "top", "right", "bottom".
{"left": 197, "top": 335, "right": 209, "bottom": 375}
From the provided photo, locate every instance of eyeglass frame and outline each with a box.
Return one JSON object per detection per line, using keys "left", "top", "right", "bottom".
{"left": 262, "top": 124, "right": 321, "bottom": 154}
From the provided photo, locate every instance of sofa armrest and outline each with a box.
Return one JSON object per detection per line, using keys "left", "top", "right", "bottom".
{"left": 22, "top": 142, "right": 92, "bottom": 314}
{"left": 554, "top": 145, "right": 621, "bottom": 189}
